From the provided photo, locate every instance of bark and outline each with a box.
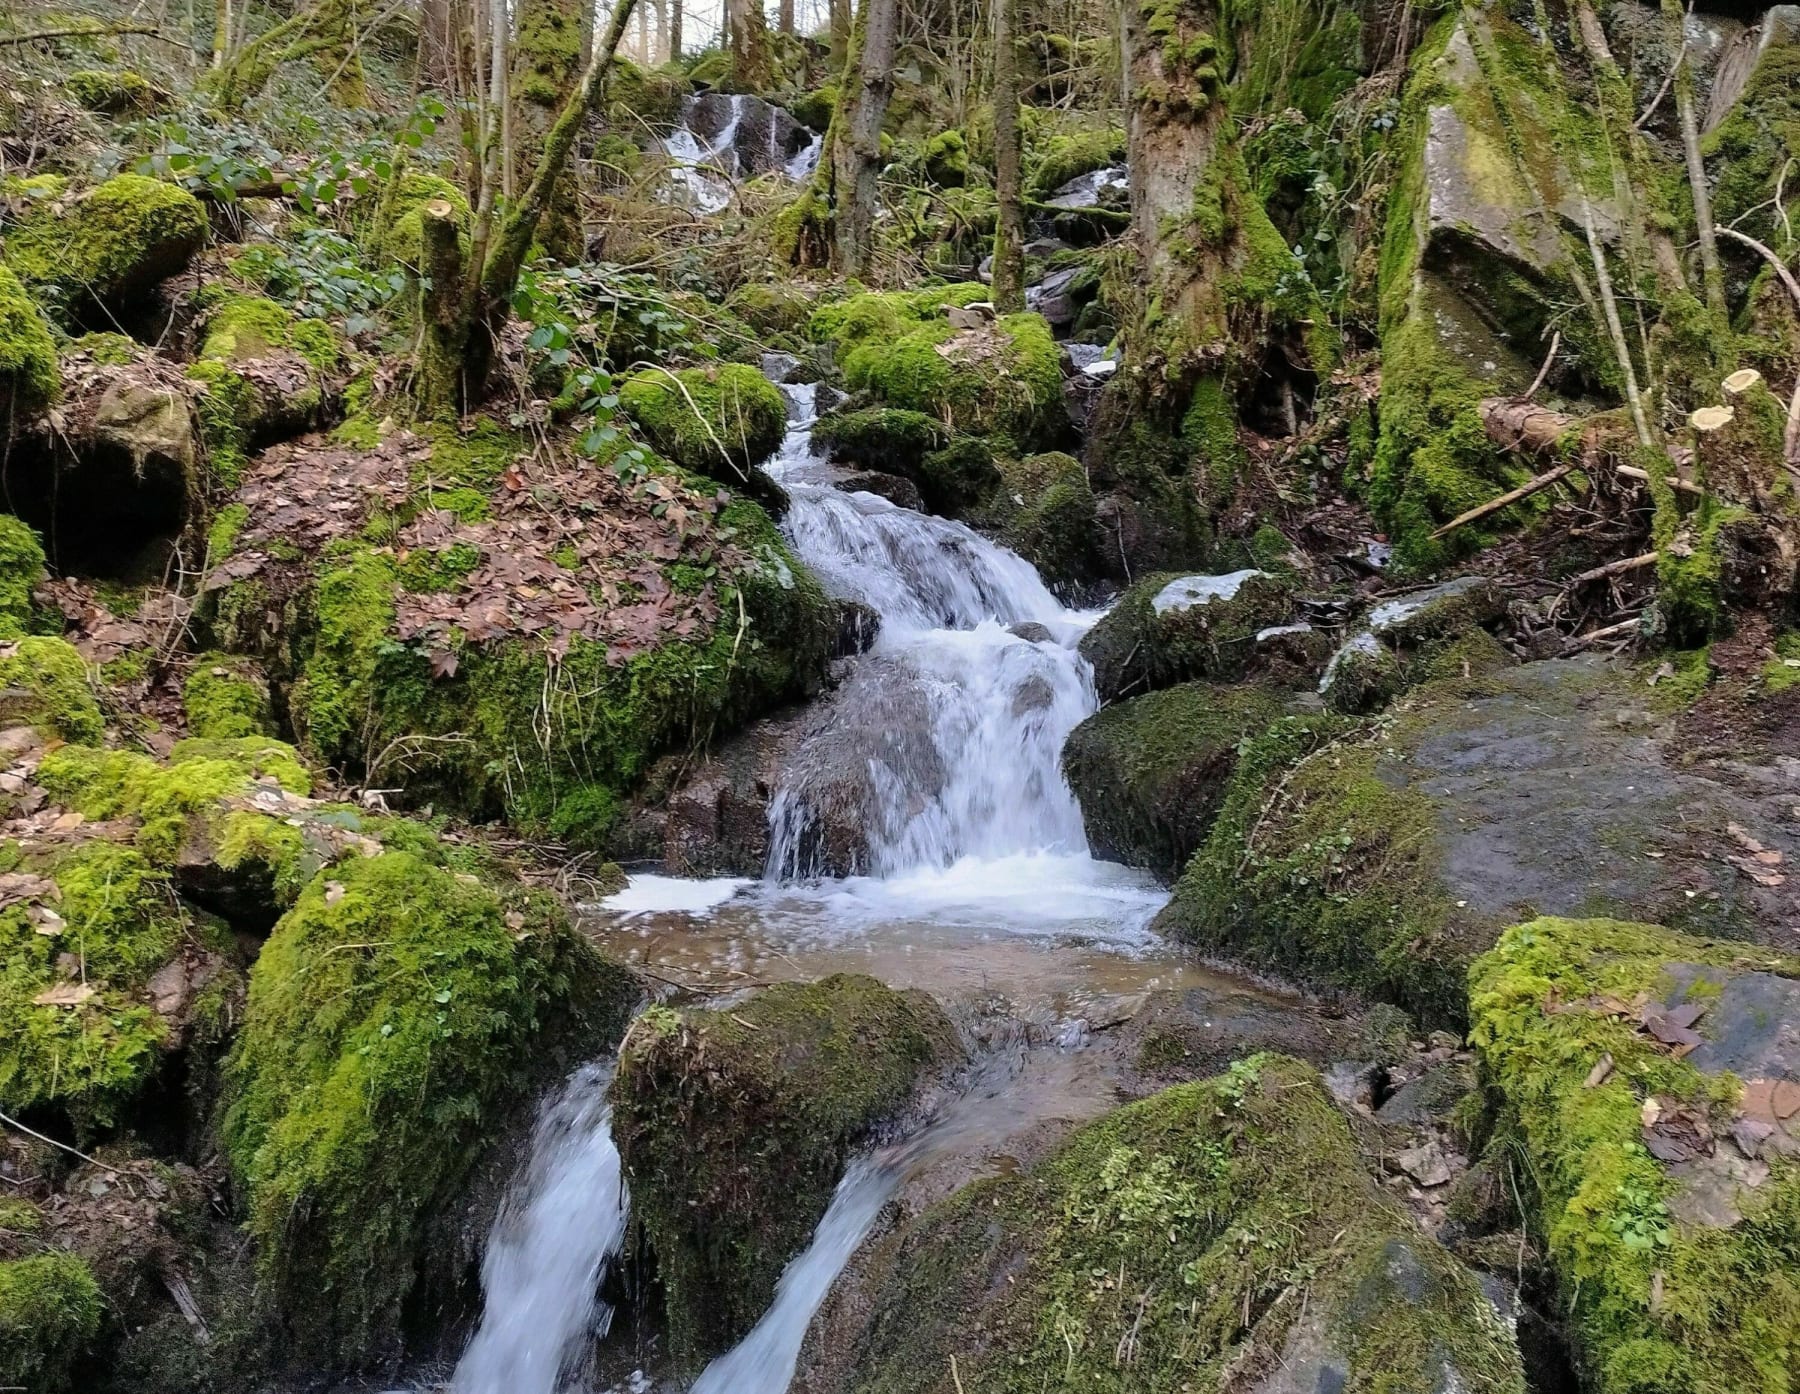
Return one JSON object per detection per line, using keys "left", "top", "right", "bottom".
{"left": 1663, "top": 0, "right": 1727, "bottom": 326}
{"left": 417, "top": 0, "right": 459, "bottom": 91}
{"left": 990, "top": 0, "right": 1025, "bottom": 314}
{"left": 832, "top": 0, "right": 901, "bottom": 277}
{"left": 669, "top": 0, "right": 682, "bottom": 58}
{"left": 652, "top": 0, "right": 668, "bottom": 61}
{"left": 779, "top": 0, "right": 795, "bottom": 35}
{"left": 510, "top": 0, "right": 588, "bottom": 261}
{"left": 828, "top": 0, "right": 850, "bottom": 69}
{"left": 728, "top": 0, "right": 773, "bottom": 89}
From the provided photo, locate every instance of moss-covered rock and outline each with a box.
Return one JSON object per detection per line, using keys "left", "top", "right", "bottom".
{"left": 613, "top": 974, "right": 961, "bottom": 1362}
{"left": 1078, "top": 568, "right": 1294, "bottom": 701}
{"left": 223, "top": 850, "right": 639, "bottom": 1365}
{"left": 183, "top": 653, "right": 274, "bottom": 738}
{"left": 813, "top": 407, "right": 948, "bottom": 478}
{"left": 1062, "top": 681, "right": 1288, "bottom": 880}
{"left": 0, "top": 1252, "right": 103, "bottom": 1393}
{"left": 1470, "top": 917, "right": 1800, "bottom": 1392}
{"left": 63, "top": 68, "right": 165, "bottom": 114}
{"left": 620, "top": 363, "right": 786, "bottom": 476}
{"left": 0, "top": 516, "right": 45, "bottom": 638}
{"left": 1319, "top": 630, "right": 1403, "bottom": 714}
{"left": 5, "top": 175, "right": 206, "bottom": 311}
{"left": 921, "top": 129, "right": 970, "bottom": 187}
{"left": 810, "top": 287, "right": 1067, "bottom": 451}
{"left": 188, "top": 295, "right": 340, "bottom": 485}
{"left": 0, "top": 637, "right": 102, "bottom": 743}
{"left": 0, "top": 264, "right": 59, "bottom": 417}
{"left": 988, "top": 450, "right": 1099, "bottom": 587}
{"left": 1157, "top": 657, "right": 1800, "bottom": 1027}
{"left": 368, "top": 171, "right": 471, "bottom": 267}
{"left": 832, "top": 1054, "right": 1523, "bottom": 1393}
{"left": 724, "top": 280, "right": 815, "bottom": 336}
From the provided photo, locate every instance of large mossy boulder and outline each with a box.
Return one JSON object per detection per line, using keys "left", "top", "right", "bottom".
{"left": 0, "top": 516, "right": 44, "bottom": 638}
{"left": 1470, "top": 916, "right": 1800, "bottom": 1390}
{"left": 613, "top": 974, "right": 961, "bottom": 1362}
{"left": 824, "top": 1054, "right": 1523, "bottom": 1394}
{"left": 0, "top": 637, "right": 104, "bottom": 743}
{"left": 223, "top": 849, "right": 638, "bottom": 1365}
{"left": 808, "top": 286, "right": 1066, "bottom": 451}
{"left": 0, "top": 1252, "right": 103, "bottom": 1394}
{"left": 1157, "top": 656, "right": 1800, "bottom": 1027}
{"left": 1318, "top": 578, "right": 1507, "bottom": 715}
{"left": 187, "top": 295, "right": 341, "bottom": 485}
{"left": 1061, "top": 680, "right": 1287, "bottom": 879}
{"left": 1079, "top": 568, "right": 1294, "bottom": 701}
{"left": 621, "top": 362, "right": 786, "bottom": 476}
{"left": 813, "top": 407, "right": 948, "bottom": 480}
{"left": 0, "top": 265, "right": 59, "bottom": 417}
{"left": 4, "top": 175, "right": 206, "bottom": 313}
{"left": 987, "top": 450, "right": 1099, "bottom": 586}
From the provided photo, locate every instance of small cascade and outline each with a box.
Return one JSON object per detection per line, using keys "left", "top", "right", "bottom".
{"left": 761, "top": 379, "right": 1101, "bottom": 879}
{"left": 660, "top": 94, "right": 824, "bottom": 213}
{"left": 453, "top": 1062, "right": 628, "bottom": 1394}
{"left": 689, "top": 1157, "right": 897, "bottom": 1394}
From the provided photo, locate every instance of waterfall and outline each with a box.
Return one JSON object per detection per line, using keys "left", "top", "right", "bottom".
{"left": 660, "top": 95, "right": 824, "bottom": 214}
{"left": 689, "top": 1157, "right": 898, "bottom": 1394}
{"left": 762, "top": 385, "right": 1100, "bottom": 878}
{"left": 452, "top": 1062, "right": 628, "bottom": 1394}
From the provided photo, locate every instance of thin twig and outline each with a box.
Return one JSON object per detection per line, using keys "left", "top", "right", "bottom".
{"left": 0, "top": 1108, "right": 125, "bottom": 1175}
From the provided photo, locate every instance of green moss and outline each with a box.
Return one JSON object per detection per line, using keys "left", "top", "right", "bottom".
{"left": 1062, "top": 681, "right": 1288, "bottom": 879}
{"left": 0, "top": 264, "right": 58, "bottom": 416}
{"left": 844, "top": 1055, "right": 1523, "bottom": 1393}
{"left": 206, "top": 502, "right": 249, "bottom": 566}
{"left": 1470, "top": 917, "right": 1800, "bottom": 1393}
{"left": 0, "top": 840, "right": 181, "bottom": 1130}
{"left": 370, "top": 172, "right": 470, "bottom": 267}
{"left": 787, "top": 85, "right": 837, "bottom": 130}
{"left": 1704, "top": 47, "right": 1800, "bottom": 259}
{"left": 984, "top": 450, "right": 1099, "bottom": 586}
{"left": 0, "top": 1252, "right": 102, "bottom": 1392}
{"left": 0, "top": 637, "right": 101, "bottom": 744}
{"left": 811, "top": 408, "right": 947, "bottom": 477}
{"left": 223, "top": 850, "right": 638, "bottom": 1363}
{"left": 1025, "top": 122, "right": 1127, "bottom": 200}
{"left": 0, "top": 516, "right": 44, "bottom": 639}
{"left": 1077, "top": 568, "right": 1294, "bottom": 699}
{"left": 183, "top": 654, "right": 273, "bottom": 739}
{"left": 614, "top": 974, "right": 960, "bottom": 1361}
{"left": 199, "top": 294, "right": 339, "bottom": 374}
{"left": 724, "top": 281, "right": 813, "bottom": 335}
{"left": 921, "top": 129, "right": 970, "bottom": 187}
{"left": 620, "top": 363, "right": 786, "bottom": 475}
{"left": 63, "top": 67, "right": 159, "bottom": 114}
{"left": 5, "top": 175, "right": 206, "bottom": 309}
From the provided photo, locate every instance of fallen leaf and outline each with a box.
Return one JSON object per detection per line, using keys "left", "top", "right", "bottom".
{"left": 33, "top": 982, "right": 95, "bottom": 1006}
{"left": 1774, "top": 1081, "right": 1800, "bottom": 1120}
{"left": 1642, "top": 1096, "right": 1663, "bottom": 1128}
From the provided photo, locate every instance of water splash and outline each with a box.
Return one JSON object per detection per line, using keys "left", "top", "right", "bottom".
{"left": 453, "top": 1063, "right": 628, "bottom": 1394}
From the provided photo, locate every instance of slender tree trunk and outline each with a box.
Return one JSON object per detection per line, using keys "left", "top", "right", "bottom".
{"left": 1663, "top": 0, "right": 1727, "bottom": 327}
{"left": 990, "top": 0, "right": 1025, "bottom": 312}
{"left": 418, "top": 0, "right": 459, "bottom": 90}
{"left": 652, "top": 0, "right": 667, "bottom": 61}
{"left": 779, "top": 0, "right": 794, "bottom": 35}
{"left": 832, "top": 0, "right": 900, "bottom": 276}
{"left": 728, "top": 0, "right": 773, "bottom": 87}
{"left": 828, "top": 0, "right": 850, "bottom": 68}
{"left": 510, "top": 0, "right": 587, "bottom": 260}
{"left": 211, "top": 0, "right": 230, "bottom": 67}
{"left": 669, "top": 0, "right": 682, "bottom": 58}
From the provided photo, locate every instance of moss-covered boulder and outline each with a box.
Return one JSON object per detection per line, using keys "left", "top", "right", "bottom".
{"left": 0, "top": 1252, "right": 103, "bottom": 1393}
{"left": 621, "top": 362, "right": 786, "bottom": 476}
{"left": 1061, "top": 681, "right": 1287, "bottom": 879}
{"left": 0, "top": 265, "right": 59, "bottom": 417}
{"left": 223, "top": 849, "right": 638, "bottom": 1365}
{"left": 809, "top": 287, "right": 1066, "bottom": 451}
{"left": 368, "top": 171, "right": 471, "bottom": 266}
{"left": 0, "top": 637, "right": 103, "bottom": 743}
{"left": 1157, "top": 657, "right": 1800, "bottom": 1027}
{"left": 826, "top": 1054, "right": 1523, "bottom": 1393}
{"left": 1319, "top": 630, "right": 1403, "bottom": 714}
{"left": 725, "top": 280, "right": 815, "bottom": 336}
{"left": 813, "top": 407, "right": 948, "bottom": 479}
{"left": 0, "top": 516, "right": 45, "bottom": 638}
{"left": 1320, "top": 580, "right": 1507, "bottom": 715}
{"left": 988, "top": 450, "right": 1099, "bottom": 587}
{"left": 63, "top": 68, "right": 166, "bottom": 114}
{"left": 187, "top": 295, "right": 340, "bottom": 486}
{"left": 613, "top": 974, "right": 961, "bottom": 1362}
{"left": 1078, "top": 568, "right": 1294, "bottom": 701}
{"left": 183, "top": 653, "right": 274, "bottom": 738}
{"left": 1470, "top": 917, "right": 1800, "bottom": 1391}
{"left": 4, "top": 175, "right": 206, "bottom": 311}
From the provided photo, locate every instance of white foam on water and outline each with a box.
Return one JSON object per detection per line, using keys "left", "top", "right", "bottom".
{"left": 601, "top": 874, "right": 752, "bottom": 919}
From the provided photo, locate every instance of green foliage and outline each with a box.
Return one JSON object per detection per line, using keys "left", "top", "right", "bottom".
{"left": 222, "top": 851, "right": 636, "bottom": 1363}
{"left": 0, "top": 1252, "right": 103, "bottom": 1393}
{"left": 4, "top": 174, "right": 207, "bottom": 310}
{"left": 614, "top": 974, "right": 960, "bottom": 1361}
{"left": 0, "top": 637, "right": 102, "bottom": 744}
{"left": 0, "top": 516, "right": 45, "bottom": 639}
{"left": 1470, "top": 918, "right": 1800, "bottom": 1393}
{"left": 0, "top": 264, "right": 60, "bottom": 416}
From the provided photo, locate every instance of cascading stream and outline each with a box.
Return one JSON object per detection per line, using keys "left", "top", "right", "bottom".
{"left": 452, "top": 1062, "right": 628, "bottom": 1394}
{"left": 762, "top": 384, "right": 1101, "bottom": 879}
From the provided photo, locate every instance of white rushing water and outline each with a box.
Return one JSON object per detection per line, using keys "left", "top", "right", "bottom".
{"left": 661, "top": 95, "right": 824, "bottom": 214}
{"left": 763, "top": 384, "right": 1105, "bottom": 881}
{"left": 453, "top": 1063, "right": 628, "bottom": 1394}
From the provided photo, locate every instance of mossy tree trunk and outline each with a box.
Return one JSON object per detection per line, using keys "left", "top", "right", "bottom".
{"left": 990, "top": 0, "right": 1025, "bottom": 314}
{"left": 669, "top": 0, "right": 682, "bottom": 57}
{"left": 832, "top": 0, "right": 901, "bottom": 277}
{"left": 728, "top": 0, "right": 775, "bottom": 90}
{"left": 510, "top": 0, "right": 587, "bottom": 261}
{"left": 829, "top": 0, "right": 850, "bottom": 67}
{"left": 413, "top": 0, "right": 639, "bottom": 413}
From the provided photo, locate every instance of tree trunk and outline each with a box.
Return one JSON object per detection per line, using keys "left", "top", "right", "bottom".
{"left": 418, "top": 0, "right": 460, "bottom": 92}
{"left": 728, "top": 0, "right": 773, "bottom": 88}
{"left": 510, "top": 0, "right": 587, "bottom": 261}
{"left": 828, "top": 0, "right": 849, "bottom": 69}
{"left": 652, "top": 0, "right": 667, "bottom": 61}
{"left": 779, "top": 0, "right": 794, "bottom": 35}
{"left": 669, "top": 0, "right": 682, "bottom": 58}
{"left": 990, "top": 0, "right": 1024, "bottom": 314}
{"left": 1663, "top": 0, "right": 1727, "bottom": 329}
{"left": 832, "top": 0, "right": 900, "bottom": 277}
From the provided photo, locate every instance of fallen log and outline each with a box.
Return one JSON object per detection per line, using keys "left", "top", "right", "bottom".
{"left": 1477, "top": 398, "right": 1706, "bottom": 497}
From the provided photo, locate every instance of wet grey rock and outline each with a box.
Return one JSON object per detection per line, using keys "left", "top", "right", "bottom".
{"left": 1366, "top": 575, "right": 1504, "bottom": 645}
{"left": 684, "top": 92, "right": 817, "bottom": 178}
{"left": 836, "top": 471, "right": 923, "bottom": 511}
{"left": 1377, "top": 1057, "right": 1476, "bottom": 1126}
{"left": 1325, "top": 1059, "right": 1382, "bottom": 1111}
{"left": 1008, "top": 621, "right": 1054, "bottom": 644}
{"left": 760, "top": 350, "right": 804, "bottom": 384}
